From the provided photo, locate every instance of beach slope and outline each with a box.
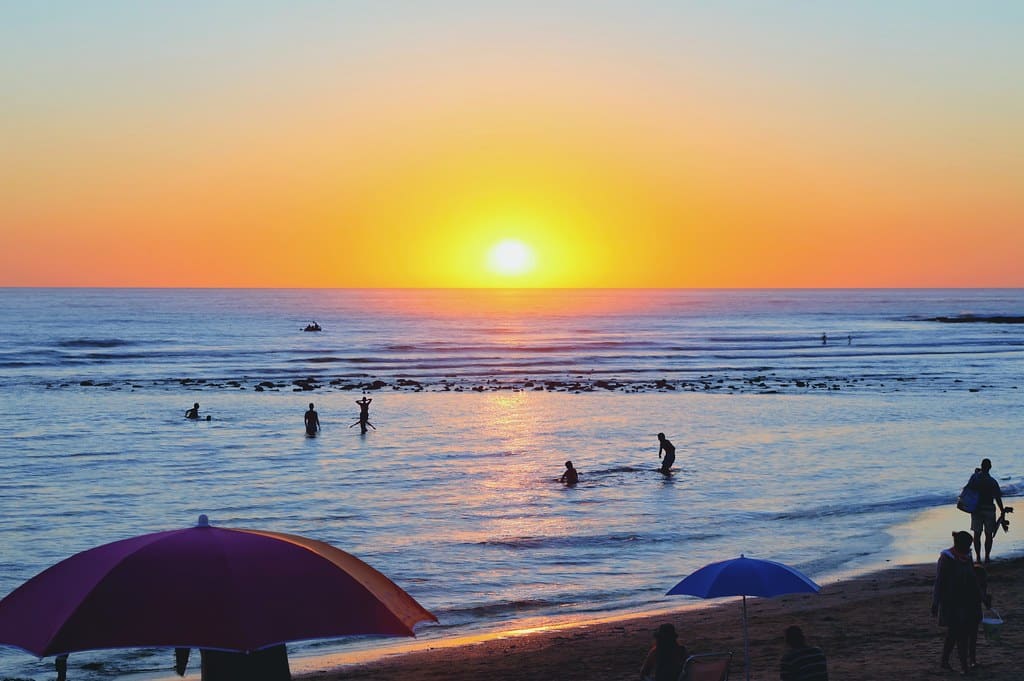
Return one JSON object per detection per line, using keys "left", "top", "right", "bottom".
{"left": 298, "top": 558, "right": 1022, "bottom": 681}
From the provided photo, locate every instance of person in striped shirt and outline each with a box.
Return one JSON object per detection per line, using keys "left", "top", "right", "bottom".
{"left": 780, "top": 625, "right": 828, "bottom": 681}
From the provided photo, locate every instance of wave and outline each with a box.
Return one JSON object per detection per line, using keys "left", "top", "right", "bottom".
{"left": 764, "top": 482, "right": 1024, "bottom": 522}
{"left": 58, "top": 338, "right": 134, "bottom": 348}
{"left": 476, "top": 531, "right": 713, "bottom": 550}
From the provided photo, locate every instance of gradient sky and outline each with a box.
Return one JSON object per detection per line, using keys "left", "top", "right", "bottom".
{"left": 3, "top": 2, "right": 1022, "bottom": 287}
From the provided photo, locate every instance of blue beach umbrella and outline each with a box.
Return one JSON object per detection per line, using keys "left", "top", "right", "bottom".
{"left": 667, "top": 555, "right": 820, "bottom": 681}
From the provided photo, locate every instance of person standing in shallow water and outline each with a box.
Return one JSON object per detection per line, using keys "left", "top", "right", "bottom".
{"left": 356, "top": 395, "right": 372, "bottom": 434}
{"left": 560, "top": 461, "right": 578, "bottom": 486}
{"left": 657, "top": 433, "right": 675, "bottom": 474}
{"left": 185, "top": 402, "right": 200, "bottom": 419}
{"left": 304, "top": 402, "right": 320, "bottom": 436}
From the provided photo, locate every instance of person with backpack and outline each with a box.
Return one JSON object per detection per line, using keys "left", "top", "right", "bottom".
{"left": 966, "top": 459, "right": 1005, "bottom": 564}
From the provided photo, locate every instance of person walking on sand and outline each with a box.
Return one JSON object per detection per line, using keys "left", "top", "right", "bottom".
{"left": 185, "top": 402, "right": 200, "bottom": 420}
{"left": 657, "top": 433, "right": 675, "bottom": 474}
{"left": 355, "top": 395, "right": 373, "bottom": 434}
{"left": 779, "top": 625, "right": 828, "bottom": 681}
{"left": 932, "top": 531, "right": 984, "bottom": 675}
{"left": 967, "top": 562, "right": 993, "bottom": 671}
{"left": 560, "top": 460, "right": 579, "bottom": 486}
{"left": 304, "top": 402, "right": 320, "bottom": 436}
{"left": 640, "top": 623, "right": 688, "bottom": 681}
{"left": 967, "top": 458, "right": 1005, "bottom": 563}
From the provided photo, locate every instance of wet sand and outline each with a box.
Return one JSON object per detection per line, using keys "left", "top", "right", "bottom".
{"left": 296, "top": 557, "right": 1022, "bottom": 681}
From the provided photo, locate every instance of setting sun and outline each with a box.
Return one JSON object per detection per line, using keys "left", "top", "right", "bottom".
{"left": 487, "top": 239, "right": 536, "bottom": 277}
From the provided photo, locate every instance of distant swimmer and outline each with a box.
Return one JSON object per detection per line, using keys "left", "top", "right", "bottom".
{"left": 821, "top": 333, "right": 827, "bottom": 345}
{"left": 657, "top": 432, "right": 675, "bottom": 475}
{"left": 354, "top": 395, "right": 373, "bottom": 434}
{"left": 304, "top": 402, "right": 320, "bottom": 436}
{"left": 560, "top": 460, "right": 579, "bottom": 486}
{"left": 185, "top": 402, "right": 200, "bottom": 420}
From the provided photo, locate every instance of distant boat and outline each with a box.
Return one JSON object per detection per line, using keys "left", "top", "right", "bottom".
{"left": 303, "top": 322, "right": 322, "bottom": 332}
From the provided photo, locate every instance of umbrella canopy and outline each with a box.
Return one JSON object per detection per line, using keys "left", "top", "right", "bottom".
{"left": 0, "top": 515, "right": 436, "bottom": 657}
{"left": 667, "top": 555, "right": 820, "bottom": 681}
{"left": 666, "top": 554, "right": 820, "bottom": 599}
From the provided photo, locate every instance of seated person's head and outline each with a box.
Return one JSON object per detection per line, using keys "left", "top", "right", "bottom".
{"left": 785, "top": 625, "right": 806, "bottom": 648}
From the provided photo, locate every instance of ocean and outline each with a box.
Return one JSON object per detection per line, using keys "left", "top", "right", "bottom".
{"left": 0, "top": 288, "right": 1022, "bottom": 680}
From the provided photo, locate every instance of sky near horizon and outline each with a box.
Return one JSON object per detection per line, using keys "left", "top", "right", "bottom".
{"left": 2, "top": 2, "right": 1022, "bottom": 288}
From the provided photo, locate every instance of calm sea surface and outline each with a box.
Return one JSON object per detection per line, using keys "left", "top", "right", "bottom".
{"left": 0, "top": 289, "right": 1022, "bottom": 680}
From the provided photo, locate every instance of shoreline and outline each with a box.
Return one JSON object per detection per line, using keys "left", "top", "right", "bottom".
{"left": 291, "top": 557, "right": 1022, "bottom": 681}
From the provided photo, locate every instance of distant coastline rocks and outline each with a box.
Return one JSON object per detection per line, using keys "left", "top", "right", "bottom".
{"left": 928, "top": 314, "right": 1024, "bottom": 324}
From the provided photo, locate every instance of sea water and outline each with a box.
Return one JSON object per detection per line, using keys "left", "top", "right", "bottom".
{"left": 0, "top": 289, "right": 1022, "bottom": 680}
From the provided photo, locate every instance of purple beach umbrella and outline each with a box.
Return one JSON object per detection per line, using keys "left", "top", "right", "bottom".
{"left": 667, "top": 555, "right": 820, "bottom": 681}
{"left": 0, "top": 515, "right": 436, "bottom": 657}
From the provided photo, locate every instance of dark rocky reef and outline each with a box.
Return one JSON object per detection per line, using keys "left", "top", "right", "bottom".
{"left": 929, "top": 315, "right": 1024, "bottom": 324}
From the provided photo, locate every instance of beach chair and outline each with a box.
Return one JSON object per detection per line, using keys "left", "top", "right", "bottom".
{"left": 678, "top": 651, "right": 732, "bottom": 681}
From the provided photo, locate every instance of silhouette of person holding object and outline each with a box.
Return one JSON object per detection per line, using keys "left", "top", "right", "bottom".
{"left": 932, "top": 531, "right": 984, "bottom": 675}
{"left": 354, "top": 396, "right": 373, "bottom": 433}
{"left": 304, "top": 402, "right": 320, "bottom": 436}
{"left": 560, "top": 460, "right": 579, "bottom": 486}
{"left": 967, "top": 562, "right": 993, "bottom": 670}
{"left": 657, "top": 433, "right": 675, "bottom": 475}
{"left": 967, "top": 458, "right": 1005, "bottom": 564}
{"left": 185, "top": 403, "right": 200, "bottom": 420}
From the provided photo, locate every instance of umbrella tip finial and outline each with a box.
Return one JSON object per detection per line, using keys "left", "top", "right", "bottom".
{"left": 197, "top": 514, "right": 210, "bottom": 527}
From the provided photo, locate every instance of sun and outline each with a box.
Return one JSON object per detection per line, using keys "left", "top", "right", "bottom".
{"left": 487, "top": 239, "right": 536, "bottom": 277}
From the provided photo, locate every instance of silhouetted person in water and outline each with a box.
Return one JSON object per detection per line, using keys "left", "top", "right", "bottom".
{"left": 185, "top": 402, "right": 200, "bottom": 420}
{"left": 304, "top": 402, "right": 320, "bottom": 436}
{"left": 561, "top": 460, "right": 579, "bottom": 486}
{"left": 657, "top": 433, "right": 675, "bottom": 474}
{"left": 821, "top": 333, "right": 827, "bottom": 345}
{"left": 55, "top": 654, "right": 68, "bottom": 681}
{"left": 355, "top": 396, "right": 373, "bottom": 433}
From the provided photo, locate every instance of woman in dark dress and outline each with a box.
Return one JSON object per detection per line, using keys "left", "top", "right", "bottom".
{"left": 932, "top": 531, "right": 983, "bottom": 675}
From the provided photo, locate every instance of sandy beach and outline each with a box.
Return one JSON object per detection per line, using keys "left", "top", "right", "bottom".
{"left": 296, "top": 557, "right": 1021, "bottom": 681}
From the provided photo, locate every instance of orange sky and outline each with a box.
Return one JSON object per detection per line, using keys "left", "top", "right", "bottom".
{"left": 2, "top": 4, "right": 1022, "bottom": 287}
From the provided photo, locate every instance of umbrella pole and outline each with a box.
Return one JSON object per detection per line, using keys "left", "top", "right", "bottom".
{"left": 743, "top": 594, "right": 750, "bottom": 681}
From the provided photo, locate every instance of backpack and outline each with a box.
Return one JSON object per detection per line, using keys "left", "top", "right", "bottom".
{"left": 957, "top": 476, "right": 980, "bottom": 513}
